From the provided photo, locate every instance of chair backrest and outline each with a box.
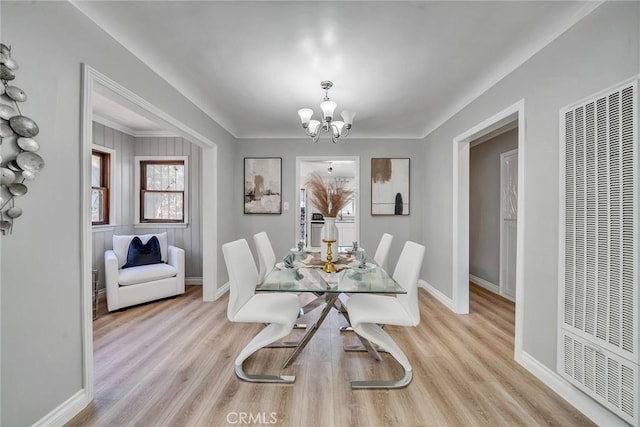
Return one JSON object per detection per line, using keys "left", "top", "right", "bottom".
{"left": 222, "top": 239, "right": 259, "bottom": 322}
{"left": 253, "top": 231, "right": 276, "bottom": 283}
{"left": 392, "top": 241, "right": 425, "bottom": 326}
{"left": 373, "top": 233, "right": 393, "bottom": 271}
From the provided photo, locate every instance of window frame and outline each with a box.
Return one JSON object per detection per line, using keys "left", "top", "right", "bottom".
{"left": 91, "top": 146, "right": 116, "bottom": 227}
{"left": 134, "top": 156, "right": 189, "bottom": 227}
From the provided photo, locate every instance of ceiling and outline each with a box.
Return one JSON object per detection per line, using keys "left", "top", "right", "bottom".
{"left": 300, "top": 159, "right": 356, "bottom": 179}
{"left": 74, "top": 1, "right": 597, "bottom": 139}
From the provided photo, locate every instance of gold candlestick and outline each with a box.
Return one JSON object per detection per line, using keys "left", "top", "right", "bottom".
{"left": 322, "top": 239, "right": 337, "bottom": 273}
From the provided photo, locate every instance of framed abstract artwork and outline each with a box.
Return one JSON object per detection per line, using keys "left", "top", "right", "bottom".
{"left": 244, "top": 157, "right": 282, "bottom": 214}
{"left": 371, "top": 158, "right": 410, "bottom": 215}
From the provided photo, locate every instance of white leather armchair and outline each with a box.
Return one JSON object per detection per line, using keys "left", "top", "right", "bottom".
{"left": 105, "top": 232, "right": 185, "bottom": 311}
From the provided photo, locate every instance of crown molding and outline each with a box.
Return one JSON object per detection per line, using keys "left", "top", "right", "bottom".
{"left": 93, "top": 114, "right": 180, "bottom": 138}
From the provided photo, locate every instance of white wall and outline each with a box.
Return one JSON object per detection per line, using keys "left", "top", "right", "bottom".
{"left": 469, "top": 128, "right": 518, "bottom": 286}
{"left": 0, "top": 2, "right": 235, "bottom": 425}
{"left": 236, "top": 138, "right": 425, "bottom": 275}
{"left": 422, "top": 1, "right": 639, "bottom": 371}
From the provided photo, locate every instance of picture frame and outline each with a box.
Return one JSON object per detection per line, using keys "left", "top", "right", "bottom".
{"left": 244, "top": 157, "right": 282, "bottom": 214}
{"left": 371, "top": 158, "right": 410, "bottom": 215}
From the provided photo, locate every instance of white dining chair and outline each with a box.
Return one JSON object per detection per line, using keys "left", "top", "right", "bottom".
{"left": 346, "top": 240, "right": 425, "bottom": 389}
{"left": 373, "top": 233, "right": 393, "bottom": 271}
{"left": 339, "top": 233, "right": 394, "bottom": 333}
{"left": 254, "top": 231, "right": 276, "bottom": 283}
{"left": 222, "top": 238, "right": 301, "bottom": 383}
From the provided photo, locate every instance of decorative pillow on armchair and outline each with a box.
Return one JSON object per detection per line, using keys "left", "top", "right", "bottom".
{"left": 123, "top": 236, "right": 163, "bottom": 268}
{"left": 113, "top": 232, "right": 168, "bottom": 268}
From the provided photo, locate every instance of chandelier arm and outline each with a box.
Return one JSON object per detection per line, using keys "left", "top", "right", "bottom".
{"left": 312, "top": 132, "right": 321, "bottom": 143}
{"left": 330, "top": 129, "right": 339, "bottom": 144}
{"left": 329, "top": 123, "right": 344, "bottom": 142}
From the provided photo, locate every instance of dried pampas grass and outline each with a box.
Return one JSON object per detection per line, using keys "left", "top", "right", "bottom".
{"left": 306, "top": 173, "right": 353, "bottom": 217}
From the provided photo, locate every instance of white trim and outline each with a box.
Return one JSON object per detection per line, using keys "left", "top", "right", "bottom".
{"left": 80, "top": 64, "right": 218, "bottom": 417}
{"left": 215, "top": 281, "right": 230, "bottom": 300}
{"left": 31, "top": 390, "right": 89, "bottom": 427}
{"left": 185, "top": 277, "right": 202, "bottom": 285}
{"left": 134, "top": 223, "right": 188, "bottom": 230}
{"left": 453, "top": 99, "right": 526, "bottom": 357}
{"left": 134, "top": 155, "right": 189, "bottom": 226}
{"left": 418, "top": 279, "right": 455, "bottom": 312}
{"left": 201, "top": 147, "right": 218, "bottom": 302}
{"left": 91, "top": 225, "right": 115, "bottom": 233}
{"left": 470, "top": 121, "right": 518, "bottom": 148}
{"left": 93, "top": 113, "right": 180, "bottom": 138}
{"left": 517, "top": 352, "right": 628, "bottom": 427}
{"left": 80, "top": 63, "right": 96, "bottom": 408}
{"left": 468, "top": 274, "right": 501, "bottom": 296}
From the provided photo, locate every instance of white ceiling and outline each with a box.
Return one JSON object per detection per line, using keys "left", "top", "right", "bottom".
{"left": 300, "top": 159, "right": 356, "bottom": 179}
{"left": 74, "top": 1, "right": 597, "bottom": 139}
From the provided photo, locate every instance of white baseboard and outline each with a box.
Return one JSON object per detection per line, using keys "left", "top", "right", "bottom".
{"left": 419, "top": 279, "right": 455, "bottom": 311}
{"left": 517, "top": 351, "right": 626, "bottom": 426}
{"left": 32, "top": 389, "right": 88, "bottom": 427}
{"left": 468, "top": 274, "right": 500, "bottom": 294}
{"left": 185, "top": 277, "right": 202, "bottom": 285}
{"left": 215, "top": 281, "right": 230, "bottom": 300}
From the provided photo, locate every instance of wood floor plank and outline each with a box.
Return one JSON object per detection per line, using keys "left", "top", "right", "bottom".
{"left": 68, "top": 284, "right": 596, "bottom": 427}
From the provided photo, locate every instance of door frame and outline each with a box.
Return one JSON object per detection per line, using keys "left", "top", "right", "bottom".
{"left": 80, "top": 64, "right": 218, "bottom": 403}
{"left": 499, "top": 148, "right": 518, "bottom": 302}
{"left": 452, "top": 99, "right": 525, "bottom": 359}
{"left": 295, "top": 156, "right": 360, "bottom": 247}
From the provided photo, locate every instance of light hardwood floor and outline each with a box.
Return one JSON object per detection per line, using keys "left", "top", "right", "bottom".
{"left": 68, "top": 284, "right": 594, "bottom": 426}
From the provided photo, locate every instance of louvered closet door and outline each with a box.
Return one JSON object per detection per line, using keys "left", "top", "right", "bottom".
{"left": 559, "top": 79, "right": 638, "bottom": 425}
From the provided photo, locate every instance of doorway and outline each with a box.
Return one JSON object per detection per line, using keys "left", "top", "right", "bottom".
{"left": 80, "top": 64, "right": 218, "bottom": 402}
{"left": 468, "top": 128, "right": 518, "bottom": 302}
{"left": 295, "top": 156, "right": 359, "bottom": 248}
{"left": 452, "top": 99, "right": 525, "bottom": 359}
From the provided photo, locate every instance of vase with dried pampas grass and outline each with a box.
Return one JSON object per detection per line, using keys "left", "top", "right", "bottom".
{"left": 306, "top": 173, "right": 353, "bottom": 260}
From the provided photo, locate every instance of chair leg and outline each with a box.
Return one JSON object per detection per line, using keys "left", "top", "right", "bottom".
{"left": 351, "top": 369, "right": 412, "bottom": 389}
{"left": 347, "top": 322, "right": 413, "bottom": 389}
{"left": 343, "top": 344, "right": 388, "bottom": 353}
{"left": 265, "top": 341, "right": 299, "bottom": 348}
{"left": 234, "top": 322, "right": 297, "bottom": 383}
{"left": 235, "top": 363, "right": 295, "bottom": 384}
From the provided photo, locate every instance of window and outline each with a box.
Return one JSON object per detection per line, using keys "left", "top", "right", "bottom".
{"left": 137, "top": 157, "right": 188, "bottom": 224}
{"left": 91, "top": 149, "right": 110, "bottom": 225}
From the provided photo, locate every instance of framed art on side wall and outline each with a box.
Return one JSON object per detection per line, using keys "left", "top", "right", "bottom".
{"left": 371, "top": 158, "right": 410, "bottom": 215}
{"left": 244, "top": 157, "right": 282, "bottom": 214}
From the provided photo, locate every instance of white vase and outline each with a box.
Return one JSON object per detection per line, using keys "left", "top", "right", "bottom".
{"left": 320, "top": 216, "right": 339, "bottom": 262}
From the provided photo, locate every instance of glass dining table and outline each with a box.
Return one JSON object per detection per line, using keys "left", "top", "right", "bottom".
{"left": 256, "top": 250, "right": 406, "bottom": 368}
